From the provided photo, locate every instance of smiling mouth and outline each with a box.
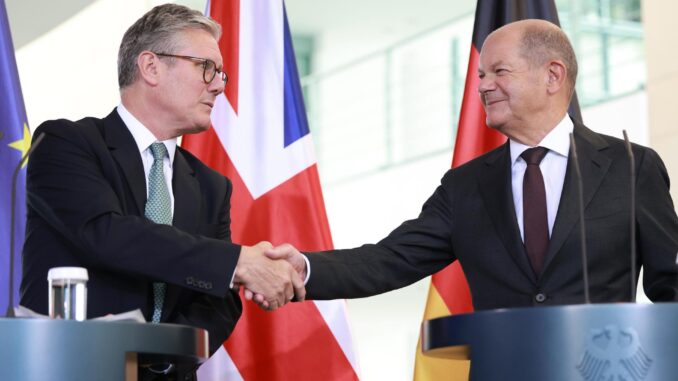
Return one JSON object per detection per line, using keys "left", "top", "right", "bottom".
{"left": 485, "top": 99, "right": 506, "bottom": 106}
{"left": 480, "top": 93, "right": 505, "bottom": 106}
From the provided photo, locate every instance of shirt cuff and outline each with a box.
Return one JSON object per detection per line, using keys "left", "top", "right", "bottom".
{"left": 228, "top": 270, "right": 237, "bottom": 290}
{"left": 301, "top": 253, "right": 311, "bottom": 285}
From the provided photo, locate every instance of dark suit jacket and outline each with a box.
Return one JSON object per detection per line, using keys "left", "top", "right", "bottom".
{"left": 306, "top": 123, "right": 678, "bottom": 308}
{"left": 20, "top": 109, "right": 241, "bottom": 353}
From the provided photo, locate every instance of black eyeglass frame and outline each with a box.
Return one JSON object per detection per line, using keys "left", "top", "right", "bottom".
{"left": 153, "top": 52, "right": 228, "bottom": 85}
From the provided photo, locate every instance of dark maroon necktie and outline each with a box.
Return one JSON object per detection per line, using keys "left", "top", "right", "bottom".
{"left": 521, "top": 147, "right": 549, "bottom": 276}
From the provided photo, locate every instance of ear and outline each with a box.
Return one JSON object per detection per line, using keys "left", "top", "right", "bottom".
{"left": 545, "top": 60, "right": 567, "bottom": 95}
{"left": 137, "top": 51, "right": 161, "bottom": 86}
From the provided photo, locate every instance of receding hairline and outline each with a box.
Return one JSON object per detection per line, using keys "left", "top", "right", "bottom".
{"left": 519, "top": 21, "right": 578, "bottom": 92}
{"left": 483, "top": 19, "right": 578, "bottom": 95}
{"left": 117, "top": 4, "right": 222, "bottom": 89}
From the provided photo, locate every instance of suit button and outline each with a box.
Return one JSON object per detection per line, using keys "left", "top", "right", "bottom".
{"left": 535, "top": 293, "right": 547, "bottom": 303}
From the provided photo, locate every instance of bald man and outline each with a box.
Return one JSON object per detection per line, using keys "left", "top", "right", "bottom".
{"left": 259, "top": 19, "right": 678, "bottom": 309}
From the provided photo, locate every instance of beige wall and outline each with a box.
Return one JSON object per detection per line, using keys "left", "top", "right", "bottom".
{"left": 643, "top": 1, "right": 678, "bottom": 205}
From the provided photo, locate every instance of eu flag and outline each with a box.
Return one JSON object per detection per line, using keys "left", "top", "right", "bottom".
{"left": 0, "top": 0, "right": 30, "bottom": 314}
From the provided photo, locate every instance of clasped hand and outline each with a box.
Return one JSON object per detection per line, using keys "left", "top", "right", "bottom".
{"left": 234, "top": 242, "right": 306, "bottom": 311}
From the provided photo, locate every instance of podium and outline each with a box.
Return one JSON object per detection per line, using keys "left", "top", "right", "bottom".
{"left": 0, "top": 318, "right": 208, "bottom": 381}
{"left": 421, "top": 303, "right": 678, "bottom": 380}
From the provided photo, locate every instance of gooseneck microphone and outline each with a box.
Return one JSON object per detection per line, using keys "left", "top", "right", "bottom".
{"left": 622, "top": 130, "right": 637, "bottom": 302}
{"left": 5, "top": 132, "right": 45, "bottom": 318}
{"left": 569, "top": 133, "right": 590, "bottom": 304}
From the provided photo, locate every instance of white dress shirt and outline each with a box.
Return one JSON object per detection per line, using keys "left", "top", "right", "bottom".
{"left": 510, "top": 115, "right": 573, "bottom": 241}
{"left": 118, "top": 105, "right": 242, "bottom": 288}
{"left": 117, "top": 103, "right": 178, "bottom": 213}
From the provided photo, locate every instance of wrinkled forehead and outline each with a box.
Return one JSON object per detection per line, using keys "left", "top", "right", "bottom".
{"left": 478, "top": 31, "right": 522, "bottom": 68}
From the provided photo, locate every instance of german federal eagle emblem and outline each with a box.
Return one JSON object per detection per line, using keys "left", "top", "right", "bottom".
{"left": 577, "top": 325, "right": 652, "bottom": 380}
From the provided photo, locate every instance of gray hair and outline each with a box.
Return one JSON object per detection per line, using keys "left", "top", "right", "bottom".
{"left": 117, "top": 4, "right": 221, "bottom": 88}
{"left": 520, "top": 23, "right": 578, "bottom": 96}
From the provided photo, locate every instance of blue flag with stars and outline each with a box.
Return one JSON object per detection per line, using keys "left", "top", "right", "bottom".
{"left": 0, "top": 0, "right": 30, "bottom": 314}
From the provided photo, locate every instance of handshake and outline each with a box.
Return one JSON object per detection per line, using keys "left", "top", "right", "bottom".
{"left": 233, "top": 242, "right": 306, "bottom": 311}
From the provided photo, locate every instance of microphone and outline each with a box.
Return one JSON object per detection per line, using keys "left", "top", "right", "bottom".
{"left": 5, "top": 132, "right": 45, "bottom": 318}
{"left": 569, "top": 133, "right": 590, "bottom": 304}
{"left": 622, "top": 130, "right": 636, "bottom": 302}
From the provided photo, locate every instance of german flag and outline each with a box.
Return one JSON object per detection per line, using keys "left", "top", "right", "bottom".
{"left": 414, "top": 1, "right": 581, "bottom": 379}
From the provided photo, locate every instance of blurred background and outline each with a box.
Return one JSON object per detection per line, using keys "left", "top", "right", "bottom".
{"left": 5, "top": 0, "right": 677, "bottom": 379}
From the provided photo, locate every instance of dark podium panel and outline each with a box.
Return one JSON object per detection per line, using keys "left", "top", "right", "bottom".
{"left": 422, "top": 303, "right": 678, "bottom": 381}
{"left": 0, "top": 318, "right": 208, "bottom": 381}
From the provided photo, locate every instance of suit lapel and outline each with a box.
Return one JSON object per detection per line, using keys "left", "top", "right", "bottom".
{"left": 542, "top": 123, "right": 611, "bottom": 273}
{"left": 171, "top": 148, "right": 199, "bottom": 233}
{"left": 477, "top": 143, "right": 537, "bottom": 284}
{"left": 103, "top": 110, "right": 202, "bottom": 320}
{"left": 102, "top": 110, "right": 146, "bottom": 214}
{"left": 163, "top": 148, "right": 200, "bottom": 316}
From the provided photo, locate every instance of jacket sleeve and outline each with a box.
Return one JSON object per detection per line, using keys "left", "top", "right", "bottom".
{"left": 306, "top": 171, "right": 458, "bottom": 299}
{"left": 636, "top": 147, "right": 678, "bottom": 301}
{"left": 26, "top": 120, "right": 240, "bottom": 298}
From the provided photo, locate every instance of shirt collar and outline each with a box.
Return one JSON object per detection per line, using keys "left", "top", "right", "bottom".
{"left": 117, "top": 103, "right": 177, "bottom": 166}
{"left": 510, "top": 114, "right": 574, "bottom": 165}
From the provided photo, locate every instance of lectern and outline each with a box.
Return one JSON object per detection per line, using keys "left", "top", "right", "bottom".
{"left": 0, "top": 318, "right": 208, "bottom": 381}
{"left": 422, "top": 303, "right": 678, "bottom": 380}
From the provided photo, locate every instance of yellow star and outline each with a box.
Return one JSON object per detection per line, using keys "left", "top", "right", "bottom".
{"left": 8, "top": 123, "right": 32, "bottom": 168}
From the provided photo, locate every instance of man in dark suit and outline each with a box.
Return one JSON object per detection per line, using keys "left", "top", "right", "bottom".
{"left": 20, "top": 3, "right": 303, "bottom": 359}
{"left": 255, "top": 19, "right": 678, "bottom": 308}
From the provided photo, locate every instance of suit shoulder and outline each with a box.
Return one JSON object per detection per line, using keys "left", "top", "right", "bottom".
{"left": 592, "top": 130, "right": 628, "bottom": 150}
{"left": 34, "top": 116, "right": 105, "bottom": 142}
{"left": 586, "top": 127, "right": 658, "bottom": 160}
{"left": 577, "top": 124, "right": 667, "bottom": 180}
{"left": 444, "top": 143, "right": 507, "bottom": 179}
{"left": 36, "top": 115, "right": 104, "bottom": 132}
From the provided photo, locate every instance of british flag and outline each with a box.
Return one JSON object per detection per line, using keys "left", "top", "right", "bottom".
{"left": 183, "top": 1, "right": 359, "bottom": 379}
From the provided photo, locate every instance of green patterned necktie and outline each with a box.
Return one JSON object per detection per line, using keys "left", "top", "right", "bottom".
{"left": 145, "top": 142, "right": 172, "bottom": 323}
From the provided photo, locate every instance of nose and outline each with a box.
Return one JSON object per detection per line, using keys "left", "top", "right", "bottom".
{"left": 477, "top": 74, "right": 494, "bottom": 94}
{"left": 208, "top": 76, "right": 225, "bottom": 95}
{"left": 477, "top": 75, "right": 495, "bottom": 105}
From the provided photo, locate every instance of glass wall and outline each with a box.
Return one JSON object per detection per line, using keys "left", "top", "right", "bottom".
{"left": 296, "top": 0, "right": 645, "bottom": 184}
{"left": 558, "top": 0, "right": 644, "bottom": 105}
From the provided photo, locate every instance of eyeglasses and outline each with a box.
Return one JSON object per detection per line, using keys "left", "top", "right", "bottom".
{"left": 154, "top": 52, "right": 228, "bottom": 85}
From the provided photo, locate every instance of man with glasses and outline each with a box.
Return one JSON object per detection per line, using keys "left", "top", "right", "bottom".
{"left": 153, "top": 53, "right": 228, "bottom": 85}
{"left": 20, "top": 3, "right": 302, "bottom": 369}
